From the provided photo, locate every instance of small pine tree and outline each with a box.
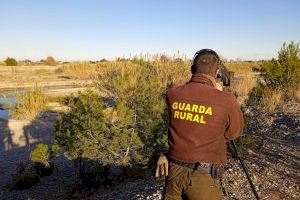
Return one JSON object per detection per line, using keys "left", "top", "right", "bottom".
{"left": 261, "top": 41, "right": 300, "bottom": 98}
{"left": 96, "top": 62, "right": 168, "bottom": 165}
{"left": 52, "top": 90, "right": 110, "bottom": 162}
{"left": 4, "top": 57, "right": 18, "bottom": 66}
{"left": 30, "top": 143, "right": 50, "bottom": 168}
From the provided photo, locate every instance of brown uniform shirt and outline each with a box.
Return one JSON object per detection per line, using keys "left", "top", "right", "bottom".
{"left": 166, "top": 73, "right": 244, "bottom": 164}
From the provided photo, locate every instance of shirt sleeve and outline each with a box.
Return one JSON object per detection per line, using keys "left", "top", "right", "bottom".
{"left": 224, "top": 96, "right": 244, "bottom": 140}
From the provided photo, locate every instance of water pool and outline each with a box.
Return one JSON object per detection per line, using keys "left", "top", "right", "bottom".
{"left": 0, "top": 97, "right": 16, "bottom": 120}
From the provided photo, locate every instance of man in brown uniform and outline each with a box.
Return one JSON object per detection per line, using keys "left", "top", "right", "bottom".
{"left": 161, "top": 49, "right": 244, "bottom": 200}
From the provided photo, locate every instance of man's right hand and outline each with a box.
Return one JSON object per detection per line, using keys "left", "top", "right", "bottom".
{"left": 155, "top": 154, "right": 169, "bottom": 178}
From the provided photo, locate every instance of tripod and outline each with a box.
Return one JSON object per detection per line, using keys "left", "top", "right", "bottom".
{"left": 231, "top": 140, "right": 260, "bottom": 200}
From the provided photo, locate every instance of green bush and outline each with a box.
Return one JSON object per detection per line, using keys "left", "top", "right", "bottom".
{"left": 30, "top": 144, "right": 50, "bottom": 167}
{"left": 261, "top": 41, "right": 300, "bottom": 98}
{"left": 53, "top": 62, "right": 170, "bottom": 167}
{"left": 100, "top": 58, "right": 108, "bottom": 62}
{"left": 247, "top": 41, "right": 300, "bottom": 110}
{"left": 45, "top": 56, "right": 56, "bottom": 65}
{"left": 96, "top": 62, "right": 168, "bottom": 165}
{"left": 4, "top": 57, "right": 18, "bottom": 66}
{"left": 52, "top": 90, "right": 110, "bottom": 161}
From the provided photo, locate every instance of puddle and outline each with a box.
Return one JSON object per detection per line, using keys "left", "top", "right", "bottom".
{"left": 0, "top": 97, "right": 16, "bottom": 120}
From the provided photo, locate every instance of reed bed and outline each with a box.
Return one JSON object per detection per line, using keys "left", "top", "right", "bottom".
{"left": 10, "top": 85, "right": 48, "bottom": 120}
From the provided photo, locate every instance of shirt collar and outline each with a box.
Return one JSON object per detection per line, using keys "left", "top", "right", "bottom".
{"left": 189, "top": 73, "right": 217, "bottom": 87}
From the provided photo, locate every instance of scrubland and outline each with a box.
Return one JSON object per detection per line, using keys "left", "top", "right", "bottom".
{"left": 0, "top": 42, "right": 299, "bottom": 199}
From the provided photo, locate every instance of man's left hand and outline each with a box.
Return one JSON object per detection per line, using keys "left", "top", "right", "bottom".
{"left": 155, "top": 154, "right": 169, "bottom": 178}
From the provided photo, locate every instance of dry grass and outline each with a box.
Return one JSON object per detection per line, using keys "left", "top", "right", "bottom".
{"left": 57, "top": 58, "right": 263, "bottom": 99}
{"left": 10, "top": 85, "right": 48, "bottom": 121}
{"left": 33, "top": 69, "right": 51, "bottom": 75}
{"left": 225, "top": 61, "right": 260, "bottom": 74}
{"left": 295, "top": 89, "right": 300, "bottom": 102}
{"left": 151, "top": 55, "right": 191, "bottom": 86}
{"left": 231, "top": 73, "right": 258, "bottom": 97}
{"left": 59, "top": 61, "right": 107, "bottom": 79}
{"left": 260, "top": 89, "right": 284, "bottom": 112}
{"left": 59, "top": 55, "right": 191, "bottom": 86}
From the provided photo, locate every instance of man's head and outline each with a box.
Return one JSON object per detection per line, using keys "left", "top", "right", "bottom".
{"left": 191, "top": 49, "right": 221, "bottom": 77}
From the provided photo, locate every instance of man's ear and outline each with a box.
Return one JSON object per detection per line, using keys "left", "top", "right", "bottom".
{"left": 191, "top": 64, "right": 196, "bottom": 74}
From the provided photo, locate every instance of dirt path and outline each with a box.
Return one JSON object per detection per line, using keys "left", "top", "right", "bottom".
{"left": 0, "top": 113, "right": 55, "bottom": 190}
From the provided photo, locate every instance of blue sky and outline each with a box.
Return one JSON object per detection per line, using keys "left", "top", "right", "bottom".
{"left": 0, "top": 0, "right": 299, "bottom": 61}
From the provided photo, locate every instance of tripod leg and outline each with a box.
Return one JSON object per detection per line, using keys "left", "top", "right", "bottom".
{"left": 231, "top": 141, "right": 260, "bottom": 200}
{"left": 220, "top": 178, "right": 228, "bottom": 197}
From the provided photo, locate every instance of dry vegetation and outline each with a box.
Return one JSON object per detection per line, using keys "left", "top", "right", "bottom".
{"left": 231, "top": 72, "right": 258, "bottom": 98}
{"left": 58, "top": 57, "right": 258, "bottom": 97}
{"left": 225, "top": 61, "right": 260, "bottom": 74}
{"left": 6, "top": 56, "right": 260, "bottom": 121}
{"left": 10, "top": 85, "right": 48, "bottom": 121}
{"left": 57, "top": 55, "right": 192, "bottom": 84}
{"left": 2, "top": 46, "right": 299, "bottom": 199}
{"left": 260, "top": 89, "right": 284, "bottom": 112}
{"left": 296, "top": 89, "right": 300, "bottom": 101}
{"left": 58, "top": 61, "right": 103, "bottom": 79}
{"left": 9, "top": 51, "right": 297, "bottom": 126}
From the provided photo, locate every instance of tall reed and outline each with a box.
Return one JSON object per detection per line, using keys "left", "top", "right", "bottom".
{"left": 11, "top": 85, "right": 48, "bottom": 120}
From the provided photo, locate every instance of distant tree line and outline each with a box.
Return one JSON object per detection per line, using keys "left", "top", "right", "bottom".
{"left": 4, "top": 57, "right": 18, "bottom": 66}
{"left": 2, "top": 56, "right": 58, "bottom": 66}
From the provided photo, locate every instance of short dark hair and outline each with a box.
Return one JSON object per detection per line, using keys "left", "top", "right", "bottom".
{"left": 191, "top": 49, "right": 221, "bottom": 76}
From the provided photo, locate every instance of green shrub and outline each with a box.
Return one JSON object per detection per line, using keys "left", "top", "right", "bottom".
{"left": 247, "top": 41, "right": 300, "bottom": 110}
{"left": 247, "top": 85, "right": 264, "bottom": 105}
{"left": 30, "top": 144, "right": 55, "bottom": 176}
{"left": 11, "top": 144, "right": 53, "bottom": 190}
{"left": 95, "top": 62, "right": 169, "bottom": 165}
{"left": 261, "top": 41, "right": 300, "bottom": 98}
{"left": 237, "top": 135, "right": 255, "bottom": 148}
{"left": 30, "top": 144, "right": 51, "bottom": 167}
{"left": 45, "top": 56, "right": 56, "bottom": 65}
{"left": 100, "top": 58, "right": 108, "bottom": 62}
{"left": 4, "top": 57, "right": 18, "bottom": 66}
{"left": 52, "top": 90, "right": 110, "bottom": 161}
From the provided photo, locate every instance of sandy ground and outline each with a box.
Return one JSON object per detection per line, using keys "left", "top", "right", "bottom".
{"left": 0, "top": 65, "right": 95, "bottom": 199}
{"left": 0, "top": 113, "right": 56, "bottom": 188}
{"left": 0, "top": 112, "right": 78, "bottom": 200}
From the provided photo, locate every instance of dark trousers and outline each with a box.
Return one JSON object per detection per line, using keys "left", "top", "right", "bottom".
{"left": 164, "top": 163, "right": 223, "bottom": 200}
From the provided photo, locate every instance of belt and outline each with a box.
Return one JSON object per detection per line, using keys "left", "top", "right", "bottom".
{"left": 168, "top": 156, "right": 211, "bottom": 174}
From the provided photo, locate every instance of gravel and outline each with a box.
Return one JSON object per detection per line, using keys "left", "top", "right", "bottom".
{"left": 1, "top": 102, "right": 299, "bottom": 200}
